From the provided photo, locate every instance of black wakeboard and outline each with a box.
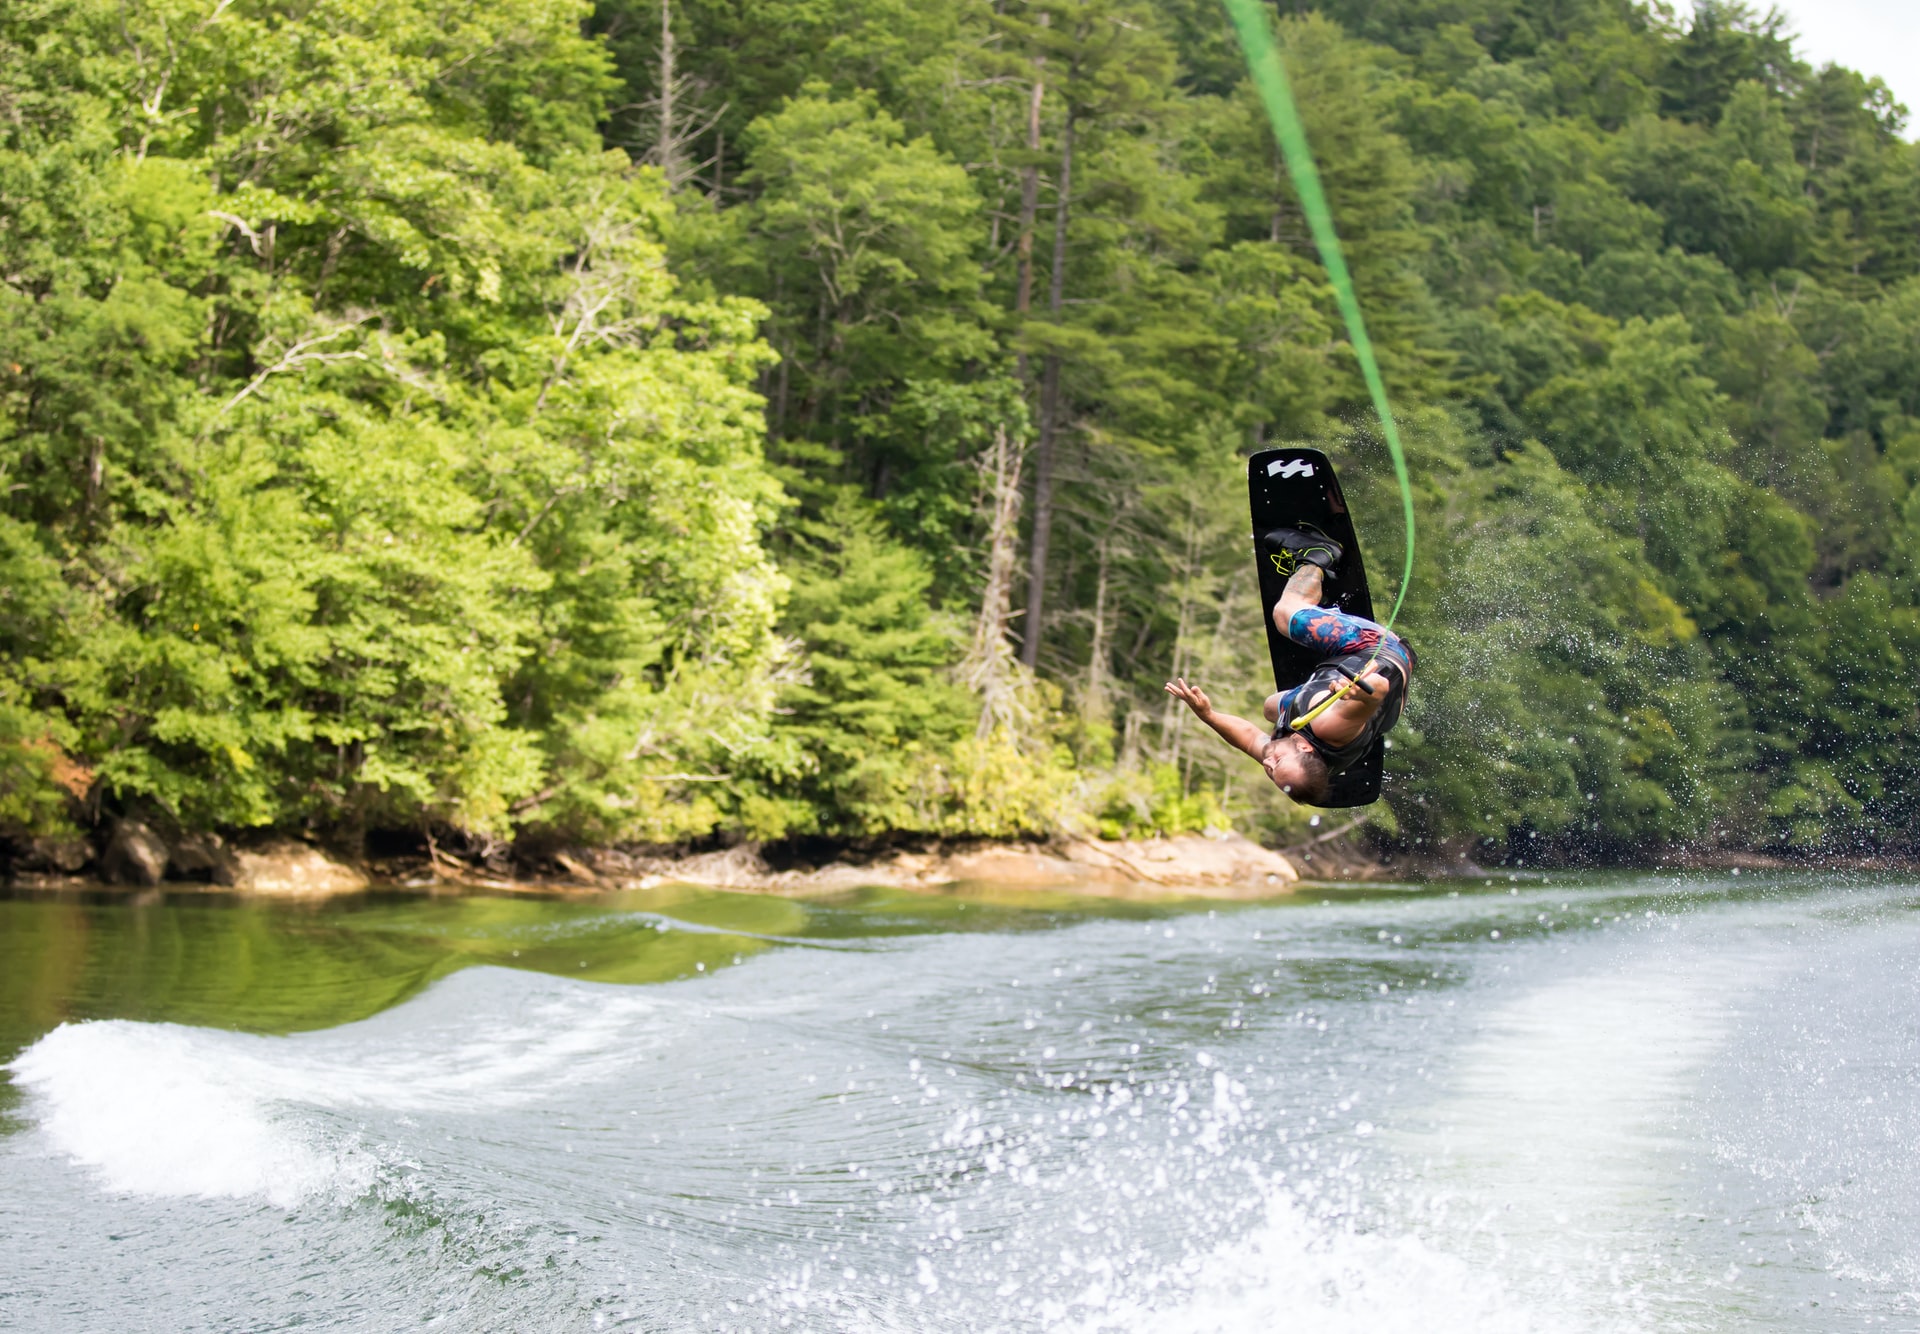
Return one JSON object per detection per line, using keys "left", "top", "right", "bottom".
{"left": 1247, "top": 446, "right": 1383, "bottom": 808}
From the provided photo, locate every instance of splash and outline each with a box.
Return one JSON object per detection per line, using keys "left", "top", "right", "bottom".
{"left": 6, "top": 969, "right": 661, "bottom": 1207}
{"left": 1069, "top": 1188, "right": 1584, "bottom": 1334}
{"left": 10, "top": 1021, "right": 375, "bottom": 1207}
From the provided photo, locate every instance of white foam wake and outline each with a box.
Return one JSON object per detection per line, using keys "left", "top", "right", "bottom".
{"left": 1067, "top": 934, "right": 1781, "bottom": 1334}
{"left": 1421, "top": 945, "right": 1757, "bottom": 1237}
{"left": 1068, "top": 1189, "right": 1586, "bottom": 1334}
{"left": 6, "top": 969, "right": 660, "bottom": 1207}
{"left": 10, "top": 1020, "right": 377, "bottom": 1207}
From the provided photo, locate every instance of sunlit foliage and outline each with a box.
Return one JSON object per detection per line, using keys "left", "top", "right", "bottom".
{"left": 3, "top": 0, "right": 1917, "bottom": 860}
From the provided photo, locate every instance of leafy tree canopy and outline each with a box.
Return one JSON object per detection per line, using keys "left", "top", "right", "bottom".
{"left": 3, "top": 0, "right": 1917, "bottom": 863}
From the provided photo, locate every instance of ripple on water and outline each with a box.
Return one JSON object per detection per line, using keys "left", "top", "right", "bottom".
{"left": 1, "top": 875, "right": 1916, "bottom": 1332}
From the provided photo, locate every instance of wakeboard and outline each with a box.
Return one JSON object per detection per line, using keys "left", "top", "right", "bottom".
{"left": 1247, "top": 446, "right": 1383, "bottom": 807}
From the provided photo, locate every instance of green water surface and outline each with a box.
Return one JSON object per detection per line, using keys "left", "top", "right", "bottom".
{"left": 0, "top": 880, "right": 1222, "bottom": 1098}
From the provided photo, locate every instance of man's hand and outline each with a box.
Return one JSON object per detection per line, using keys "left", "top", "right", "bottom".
{"left": 1166, "top": 677, "right": 1269, "bottom": 763}
{"left": 1164, "top": 677, "right": 1213, "bottom": 719}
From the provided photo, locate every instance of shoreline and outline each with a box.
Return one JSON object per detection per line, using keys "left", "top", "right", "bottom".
{"left": 555, "top": 830, "right": 1309, "bottom": 898}
{"left": 7, "top": 828, "right": 1917, "bottom": 904}
{"left": 5, "top": 830, "right": 1309, "bottom": 901}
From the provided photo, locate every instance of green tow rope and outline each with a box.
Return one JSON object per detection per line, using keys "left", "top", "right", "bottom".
{"left": 1221, "top": 0, "right": 1416, "bottom": 633}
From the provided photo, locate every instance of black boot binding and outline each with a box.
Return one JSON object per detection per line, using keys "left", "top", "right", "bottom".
{"left": 1259, "top": 523, "right": 1345, "bottom": 578}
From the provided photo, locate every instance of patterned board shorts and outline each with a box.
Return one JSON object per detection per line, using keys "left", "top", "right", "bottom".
{"left": 1286, "top": 605, "right": 1412, "bottom": 671}
{"left": 1273, "top": 605, "right": 1413, "bottom": 722}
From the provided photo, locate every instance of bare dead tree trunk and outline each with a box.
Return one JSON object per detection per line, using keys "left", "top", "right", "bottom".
{"left": 1013, "top": 72, "right": 1044, "bottom": 380}
{"left": 1020, "top": 109, "right": 1075, "bottom": 669}
{"left": 646, "top": 0, "right": 722, "bottom": 191}
{"left": 1023, "top": 354, "right": 1062, "bottom": 668}
{"left": 962, "top": 426, "right": 1030, "bottom": 739}
{"left": 1203, "top": 565, "right": 1243, "bottom": 680}
{"left": 1271, "top": 156, "right": 1285, "bottom": 243}
{"left": 1160, "top": 515, "right": 1200, "bottom": 769}
{"left": 658, "top": 0, "right": 678, "bottom": 185}
{"left": 1084, "top": 534, "right": 1112, "bottom": 726}
{"left": 1118, "top": 707, "right": 1144, "bottom": 770}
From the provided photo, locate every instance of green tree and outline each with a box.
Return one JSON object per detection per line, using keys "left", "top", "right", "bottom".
{"left": 1657, "top": 0, "right": 1801, "bottom": 125}
{"left": 6, "top": 0, "right": 1920, "bottom": 864}
{"left": 765, "top": 494, "right": 972, "bottom": 835}
{"left": 0, "top": 0, "right": 787, "bottom": 849}
{"left": 735, "top": 84, "right": 990, "bottom": 476}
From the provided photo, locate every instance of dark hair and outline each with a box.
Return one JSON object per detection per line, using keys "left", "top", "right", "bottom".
{"left": 1273, "top": 741, "right": 1332, "bottom": 806}
{"left": 1290, "top": 748, "right": 1332, "bottom": 806}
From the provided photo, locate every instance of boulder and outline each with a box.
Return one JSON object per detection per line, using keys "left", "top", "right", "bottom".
{"left": 942, "top": 846, "right": 1109, "bottom": 888}
{"left": 552, "top": 851, "right": 602, "bottom": 884}
{"left": 1062, "top": 831, "right": 1300, "bottom": 891}
{"left": 227, "top": 840, "right": 369, "bottom": 896}
{"left": 639, "top": 844, "right": 773, "bottom": 890}
{"left": 17, "top": 834, "right": 93, "bottom": 874}
{"left": 941, "top": 833, "right": 1300, "bottom": 893}
{"left": 170, "top": 831, "right": 240, "bottom": 885}
{"left": 100, "top": 819, "right": 169, "bottom": 886}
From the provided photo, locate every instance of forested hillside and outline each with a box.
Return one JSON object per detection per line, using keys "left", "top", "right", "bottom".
{"left": 2, "top": 0, "right": 1916, "bottom": 864}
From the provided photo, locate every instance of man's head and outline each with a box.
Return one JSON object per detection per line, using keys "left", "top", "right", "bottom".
{"left": 1263, "top": 731, "right": 1331, "bottom": 806}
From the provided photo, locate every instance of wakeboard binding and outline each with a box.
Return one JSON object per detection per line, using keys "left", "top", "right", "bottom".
{"left": 1260, "top": 523, "right": 1345, "bottom": 579}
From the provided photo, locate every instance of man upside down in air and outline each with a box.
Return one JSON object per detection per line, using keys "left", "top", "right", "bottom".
{"left": 1165, "top": 526, "right": 1413, "bottom": 807}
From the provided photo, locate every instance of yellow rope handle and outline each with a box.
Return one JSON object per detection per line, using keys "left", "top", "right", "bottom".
{"left": 1287, "top": 648, "right": 1387, "bottom": 733}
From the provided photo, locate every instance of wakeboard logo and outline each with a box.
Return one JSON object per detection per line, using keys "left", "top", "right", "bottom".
{"left": 1269, "top": 458, "right": 1316, "bottom": 479}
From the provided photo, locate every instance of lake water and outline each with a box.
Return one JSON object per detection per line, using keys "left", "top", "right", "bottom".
{"left": 2, "top": 873, "right": 1916, "bottom": 1332}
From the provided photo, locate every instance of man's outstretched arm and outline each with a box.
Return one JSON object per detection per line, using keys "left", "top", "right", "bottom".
{"left": 1164, "top": 677, "right": 1268, "bottom": 762}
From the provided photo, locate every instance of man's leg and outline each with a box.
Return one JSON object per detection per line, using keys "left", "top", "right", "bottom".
{"left": 1269, "top": 550, "right": 1411, "bottom": 676}
{"left": 1278, "top": 589, "right": 1408, "bottom": 670}
{"left": 1273, "top": 564, "right": 1324, "bottom": 634}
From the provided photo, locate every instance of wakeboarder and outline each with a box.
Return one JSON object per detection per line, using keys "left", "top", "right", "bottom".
{"left": 1165, "top": 526, "right": 1412, "bottom": 807}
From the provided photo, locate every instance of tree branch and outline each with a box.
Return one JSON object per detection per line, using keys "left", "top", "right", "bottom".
{"left": 1284, "top": 813, "right": 1370, "bottom": 851}
{"left": 211, "top": 322, "right": 370, "bottom": 423}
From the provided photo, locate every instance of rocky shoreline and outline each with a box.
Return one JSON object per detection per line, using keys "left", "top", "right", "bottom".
{"left": 7, "top": 823, "right": 373, "bottom": 897}
{"left": 5, "top": 824, "right": 1314, "bottom": 899}
{"left": 562, "top": 830, "right": 1308, "bottom": 898}
{"left": 7, "top": 819, "right": 1912, "bottom": 901}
